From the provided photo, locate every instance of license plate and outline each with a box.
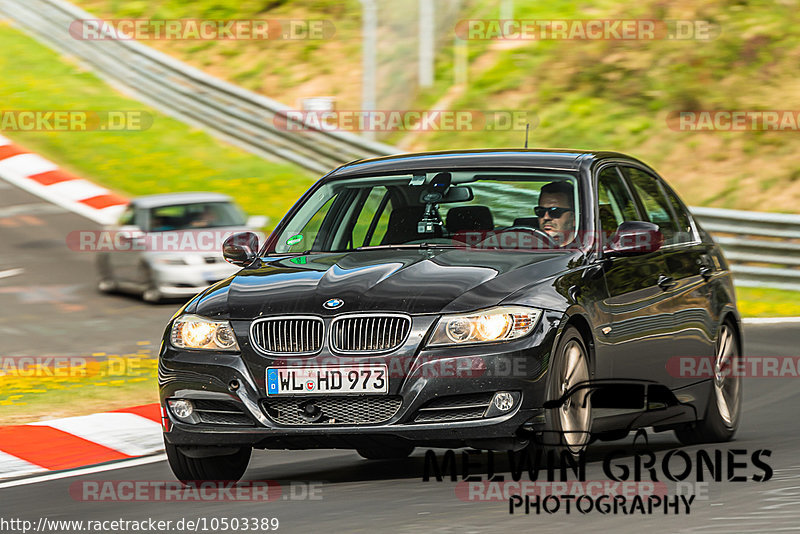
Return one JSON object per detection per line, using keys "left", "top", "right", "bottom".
{"left": 266, "top": 366, "right": 388, "bottom": 396}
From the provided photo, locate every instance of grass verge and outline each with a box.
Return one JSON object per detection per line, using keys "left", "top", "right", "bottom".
{"left": 0, "top": 355, "right": 158, "bottom": 425}
{"left": 735, "top": 287, "right": 800, "bottom": 318}
{"left": 0, "top": 23, "right": 316, "bottom": 229}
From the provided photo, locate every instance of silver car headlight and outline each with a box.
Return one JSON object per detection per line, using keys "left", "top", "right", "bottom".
{"left": 427, "top": 306, "right": 541, "bottom": 347}
{"left": 170, "top": 314, "right": 239, "bottom": 351}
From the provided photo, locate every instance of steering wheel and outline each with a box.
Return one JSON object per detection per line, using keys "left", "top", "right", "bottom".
{"left": 476, "top": 226, "right": 557, "bottom": 250}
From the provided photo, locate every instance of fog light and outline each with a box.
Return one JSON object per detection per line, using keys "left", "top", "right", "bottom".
{"left": 168, "top": 399, "right": 194, "bottom": 420}
{"left": 493, "top": 392, "right": 514, "bottom": 412}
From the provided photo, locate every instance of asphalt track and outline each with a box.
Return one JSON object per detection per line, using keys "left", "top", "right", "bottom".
{"left": 0, "top": 181, "right": 177, "bottom": 358}
{"left": 2, "top": 181, "right": 800, "bottom": 533}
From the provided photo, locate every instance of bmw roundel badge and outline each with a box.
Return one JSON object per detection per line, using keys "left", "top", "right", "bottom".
{"left": 323, "top": 298, "right": 344, "bottom": 310}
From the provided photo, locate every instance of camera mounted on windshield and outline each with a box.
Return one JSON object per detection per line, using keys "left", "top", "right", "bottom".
{"left": 417, "top": 172, "right": 451, "bottom": 234}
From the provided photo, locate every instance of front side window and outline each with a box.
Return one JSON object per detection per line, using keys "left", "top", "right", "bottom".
{"left": 623, "top": 167, "right": 680, "bottom": 245}
{"left": 272, "top": 171, "right": 583, "bottom": 253}
{"left": 596, "top": 166, "right": 639, "bottom": 238}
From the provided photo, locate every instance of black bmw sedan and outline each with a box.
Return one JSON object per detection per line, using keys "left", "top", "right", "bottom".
{"left": 159, "top": 149, "right": 742, "bottom": 482}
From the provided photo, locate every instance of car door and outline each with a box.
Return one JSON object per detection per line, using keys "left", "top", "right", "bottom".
{"left": 107, "top": 204, "right": 134, "bottom": 283}
{"left": 593, "top": 164, "right": 676, "bottom": 387}
{"left": 111, "top": 204, "right": 147, "bottom": 285}
{"left": 627, "top": 169, "right": 716, "bottom": 388}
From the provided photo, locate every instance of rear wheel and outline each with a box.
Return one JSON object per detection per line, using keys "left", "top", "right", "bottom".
{"left": 164, "top": 440, "right": 251, "bottom": 483}
{"left": 675, "top": 323, "right": 741, "bottom": 444}
{"left": 356, "top": 444, "right": 414, "bottom": 460}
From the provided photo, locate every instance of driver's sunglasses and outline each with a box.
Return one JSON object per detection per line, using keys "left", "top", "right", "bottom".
{"left": 534, "top": 206, "right": 573, "bottom": 218}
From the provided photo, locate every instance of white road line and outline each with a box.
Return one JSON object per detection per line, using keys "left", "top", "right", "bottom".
{"left": 29, "top": 413, "right": 163, "bottom": 457}
{"left": 0, "top": 268, "right": 24, "bottom": 280}
{"left": 0, "top": 454, "right": 167, "bottom": 488}
{"left": 742, "top": 317, "right": 800, "bottom": 324}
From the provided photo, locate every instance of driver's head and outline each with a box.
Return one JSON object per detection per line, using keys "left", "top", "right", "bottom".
{"left": 536, "top": 181, "right": 575, "bottom": 246}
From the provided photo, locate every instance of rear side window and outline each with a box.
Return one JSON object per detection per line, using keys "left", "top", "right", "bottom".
{"left": 659, "top": 182, "right": 695, "bottom": 244}
{"left": 624, "top": 167, "right": 680, "bottom": 245}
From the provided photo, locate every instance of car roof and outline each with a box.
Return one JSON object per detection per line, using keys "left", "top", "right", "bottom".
{"left": 327, "top": 148, "right": 636, "bottom": 178}
{"left": 129, "top": 192, "right": 233, "bottom": 208}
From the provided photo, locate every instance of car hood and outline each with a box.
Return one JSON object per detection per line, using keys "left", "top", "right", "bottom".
{"left": 191, "top": 248, "right": 575, "bottom": 319}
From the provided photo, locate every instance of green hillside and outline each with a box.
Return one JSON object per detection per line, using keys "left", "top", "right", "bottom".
{"left": 72, "top": 0, "right": 800, "bottom": 213}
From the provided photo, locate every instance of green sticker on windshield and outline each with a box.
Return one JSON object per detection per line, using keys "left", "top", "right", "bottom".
{"left": 286, "top": 234, "right": 304, "bottom": 246}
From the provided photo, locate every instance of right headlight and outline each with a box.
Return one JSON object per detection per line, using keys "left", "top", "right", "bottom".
{"left": 427, "top": 305, "right": 541, "bottom": 347}
{"left": 170, "top": 314, "right": 239, "bottom": 351}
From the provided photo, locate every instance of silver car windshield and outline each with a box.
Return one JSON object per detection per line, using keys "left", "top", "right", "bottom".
{"left": 146, "top": 202, "right": 246, "bottom": 231}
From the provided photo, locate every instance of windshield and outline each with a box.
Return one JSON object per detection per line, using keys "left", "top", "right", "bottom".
{"left": 271, "top": 171, "right": 582, "bottom": 254}
{"left": 146, "top": 202, "right": 246, "bottom": 231}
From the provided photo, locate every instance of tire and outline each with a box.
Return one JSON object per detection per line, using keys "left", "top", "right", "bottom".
{"left": 164, "top": 440, "right": 251, "bottom": 483}
{"left": 536, "top": 326, "right": 593, "bottom": 463}
{"left": 140, "top": 264, "right": 162, "bottom": 303}
{"left": 356, "top": 444, "right": 414, "bottom": 460}
{"left": 675, "top": 322, "right": 741, "bottom": 445}
{"left": 96, "top": 255, "right": 117, "bottom": 294}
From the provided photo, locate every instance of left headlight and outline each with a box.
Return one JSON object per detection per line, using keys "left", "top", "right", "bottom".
{"left": 170, "top": 314, "right": 239, "bottom": 351}
{"left": 427, "top": 306, "right": 541, "bottom": 347}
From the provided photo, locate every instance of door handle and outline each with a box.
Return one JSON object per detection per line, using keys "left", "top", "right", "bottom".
{"left": 657, "top": 274, "right": 677, "bottom": 290}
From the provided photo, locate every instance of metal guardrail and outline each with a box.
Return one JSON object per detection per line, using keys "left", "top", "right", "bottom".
{"left": 690, "top": 208, "right": 800, "bottom": 291}
{"left": 2, "top": 0, "right": 800, "bottom": 291}
{"left": 0, "top": 0, "right": 398, "bottom": 175}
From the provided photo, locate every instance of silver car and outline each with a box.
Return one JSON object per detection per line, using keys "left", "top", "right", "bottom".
{"left": 96, "top": 192, "right": 265, "bottom": 303}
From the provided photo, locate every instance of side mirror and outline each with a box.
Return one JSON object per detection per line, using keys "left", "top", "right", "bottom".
{"left": 223, "top": 232, "right": 259, "bottom": 266}
{"left": 605, "top": 221, "right": 663, "bottom": 257}
{"left": 118, "top": 225, "right": 146, "bottom": 246}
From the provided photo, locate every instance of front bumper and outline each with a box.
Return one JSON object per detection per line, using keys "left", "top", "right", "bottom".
{"left": 151, "top": 261, "right": 238, "bottom": 297}
{"left": 159, "top": 310, "right": 564, "bottom": 450}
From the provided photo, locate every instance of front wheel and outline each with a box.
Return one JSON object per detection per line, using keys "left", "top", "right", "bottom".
{"left": 675, "top": 323, "right": 741, "bottom": 444}
{"left": 96, "top": 255, "right": 117, "bottom": 294}
{"left": 140, "top": 264, "right": 162, "bottom": 303}
{"left": 535, "top": 326, "right": 592, "bottom": 463}
{"left": 164, "top": 439, "right": 251, "bottom": 483}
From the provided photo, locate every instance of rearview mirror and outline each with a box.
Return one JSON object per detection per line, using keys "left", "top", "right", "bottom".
{"left": 605, "top": 221, "right": 663, "bottom": 256}
{"left": 418, "top": 185, "right": 473, "bottom": 204}
{"left": 223, "top": 232, "right": 259, "bottom": 266}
